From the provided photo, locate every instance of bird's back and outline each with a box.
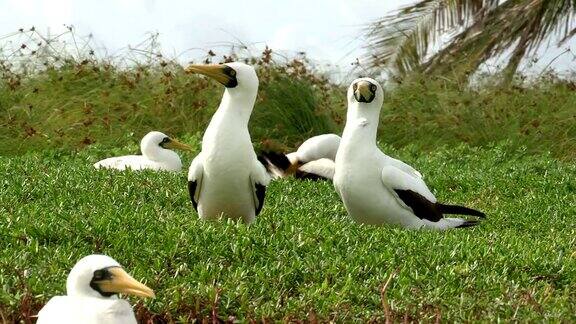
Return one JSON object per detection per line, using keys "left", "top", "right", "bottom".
{"left": 297, "top": 134, "right": 340, "bottom": 162}
{"left": 299, "top": 158, "right": 335, "bottom": 180}
{"left": 94, "top": 155, "right": 181, "bottom": 172}
{"left": 94, "top": 155, "right": 150, "bottom": 171}
{"left": 37, "top": 296, "right": 137, "bottom": 324}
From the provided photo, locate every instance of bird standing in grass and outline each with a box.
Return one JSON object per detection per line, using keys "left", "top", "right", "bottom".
{"left": 185, "top": 62, "right": 270, "bottom": 224}
{"left": 333, "top": 78, "right": 485, "bottom": 229}
{"left": 261, "top": 133, "right": 341, "bottom": 181}
{"left": 37, "top": 254, "right": 154, "bottom": 324}
{"left": 93, "top": 131, "right": 191, "bottom": 172}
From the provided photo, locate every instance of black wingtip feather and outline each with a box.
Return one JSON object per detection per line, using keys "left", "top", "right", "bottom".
{"left": 254, "top": 183, "right": 266, "bottom": 216}
{"left": 188, "top": 181, "right": 198, "bottom": 211}
{"left": 436, "top": 203, "right": 486, "bottom": 218}
{"left": 258, "top": 151, "right": 292, "bottom": 172}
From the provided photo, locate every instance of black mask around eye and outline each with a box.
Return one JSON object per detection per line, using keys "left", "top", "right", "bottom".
{"left": 159, "top": 137, "right": 171, "bottom": 148}
{"left": 89, "top": 267, "right": 116, "bottom": 297}
{"left": 222, "top": 65, "right": 238, "bottom": 88}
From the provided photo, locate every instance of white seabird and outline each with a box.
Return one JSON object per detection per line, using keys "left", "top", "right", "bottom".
{"left": 185, "top": 62, "right": 270, "bottom": 224}
{"left": 261, "top": 134, "right": 340, "bottom": 181}
{"left": 333, "top": 78, "right": 485, "bottom": 229}
{"left": 93, "top": 131, "right": 191, "bottom": 172}
{"left": 37, "top": 254, "right": 154, "bottom": 324}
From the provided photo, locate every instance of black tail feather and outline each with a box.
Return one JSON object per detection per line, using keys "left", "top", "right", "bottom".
{"left": 294, "top": 170, "right": 329, "bottom": 181}
{"left": 437, "top": 203, "right": 485, "bottom": 218}
{"left": 455, "top": 220, "right": 480, "bottom": 228}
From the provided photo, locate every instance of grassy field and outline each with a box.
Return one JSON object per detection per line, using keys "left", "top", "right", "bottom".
{"left": 1, "top": 142, "right": 575, "bottom": 322}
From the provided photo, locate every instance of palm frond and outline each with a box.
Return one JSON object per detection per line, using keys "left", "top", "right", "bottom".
{"left": 364, "top": 0, "right": 495, "bottom": 75}
{"left": 558, "top": 26, "right": 576, "bottom": 44}
{"left": 365, "top": 0, "right": 576, "bottom": 80}
{"left": 423, "top": 0, "right": 576, "bottom": 77}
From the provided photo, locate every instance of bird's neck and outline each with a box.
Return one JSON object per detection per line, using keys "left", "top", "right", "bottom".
{"left": 67, "top": 285, "right": 118, "bottom": 299}
{"left": 215, "top": 89, "right": 256, "bottom": 125}
{"left": 341, "top": 104, "right": 380, "bottom": 148}
{"left": 204, "top": 90, "right": 256, "bottom": 146}
{"left": 141, "top": 146, "right": 174, "bottom": 162}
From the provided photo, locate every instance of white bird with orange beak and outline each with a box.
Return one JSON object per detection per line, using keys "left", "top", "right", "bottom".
{"left": 334, "top": 78, "right": 485, "bottom": 229}
{"left": 36, "top": 254, "right": 155, "bottom": 324}
{"left": 94, "top": 131, "right": 191, "bottom": 172}
{"left": 185, "top": 62, "right": 270, "bottom": 224}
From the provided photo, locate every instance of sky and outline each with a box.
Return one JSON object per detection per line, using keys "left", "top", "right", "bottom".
{"left": 1, "top": 0, "right": 574, "bottom": 81}
{"left": 0, "top": 1, "right": 411, "bottom": 67}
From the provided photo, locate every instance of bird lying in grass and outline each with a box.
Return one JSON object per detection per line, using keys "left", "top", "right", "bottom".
{"left": 37, "top": 254, "right": 154, "bottom": 324}
{"left": 260, "top": 133, "right": 340, "bottom": 181}
{"left": 93, "top": 131, "right": 191, "bottom": 172}
{"left": 186, "top": 62, "right": 270, "bottom": 224}
{"left": 333, "top": 77, "right": 485, "bottom": 229}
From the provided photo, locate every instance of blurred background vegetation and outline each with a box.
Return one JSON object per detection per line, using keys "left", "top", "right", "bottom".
{"left": 0, "top": 23, "right": 574, "bottom": 160}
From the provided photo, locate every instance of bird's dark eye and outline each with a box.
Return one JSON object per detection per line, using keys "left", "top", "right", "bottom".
{"left": 370, "top": 84, "right": 377, "bottom": 92}
{"left": 93, "top": 269, "right": 105, "bottom": 280}
{"left": 221, "top": 66, "right": 238, "bottom": 88}
{"left": 353, "top": 83, "right": 358, "bottom": 91}
{"left": 159, "top": 137, "right": 171, "bottom": 147}
{"left": 92, "top": 267, "right": 115, "bottom": 281}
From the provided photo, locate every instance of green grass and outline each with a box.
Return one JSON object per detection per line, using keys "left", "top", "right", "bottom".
{"left": 1, "top": 143, "right": 575, "bottom": 322}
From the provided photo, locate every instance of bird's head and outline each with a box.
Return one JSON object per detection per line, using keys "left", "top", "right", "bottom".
{"left": 66, "top": 254, "right": 155, "bottom": 299}
{"left": 185, "top": 62, "right": 258, "bottom": 97}
{"left": 347, "top": 77, "right": 384, "bottom": 107}
{"left": 140, "top": 131, "right": 191, "bottom": 160}
{"left": 345, "top": 77, "right": 384, "bottom": 125}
